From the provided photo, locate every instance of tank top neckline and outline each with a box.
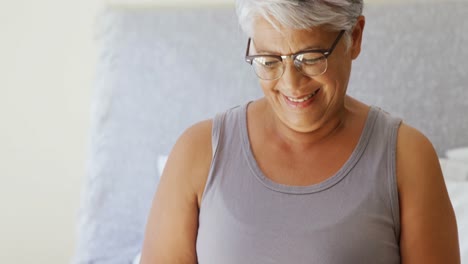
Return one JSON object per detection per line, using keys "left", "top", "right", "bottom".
{"left": 239, "top": 102, "right": 379, "bottom": 194}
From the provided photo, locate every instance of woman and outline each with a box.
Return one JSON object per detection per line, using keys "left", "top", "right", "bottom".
{"left": 140, "top": 0, "right": 460, "bottom": 263}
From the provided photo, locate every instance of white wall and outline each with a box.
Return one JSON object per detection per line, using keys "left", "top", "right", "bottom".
{"left": 0, "top": 0, "right": 99, "bottom": 263}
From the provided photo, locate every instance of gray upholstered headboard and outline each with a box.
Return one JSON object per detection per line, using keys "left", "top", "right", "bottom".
{"left": 351, "top": 3, "right": 468, "bottom": 153}
{"left": 74, "top": 2, "right": 468, "bottom": 263}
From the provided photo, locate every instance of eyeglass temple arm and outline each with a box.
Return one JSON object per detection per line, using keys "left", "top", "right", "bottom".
{"left": 245, "top": 38, "right": 253, "bottom": 64}
{"left": 324, "top": 30, "right": 346, "bottom": 57}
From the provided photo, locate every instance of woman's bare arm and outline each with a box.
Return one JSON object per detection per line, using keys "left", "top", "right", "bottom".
{"left": 140, "top": 120, "right": 213, "bottom": 263}
{"left": 397, "top": 123, "right": 460, "bottom": 264}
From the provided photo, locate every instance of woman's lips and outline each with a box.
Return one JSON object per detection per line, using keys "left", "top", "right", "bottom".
{"left": 283, "top": 88, "right": 321, "bottom": 109}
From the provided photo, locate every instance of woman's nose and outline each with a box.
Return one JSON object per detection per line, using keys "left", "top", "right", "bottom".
{"left": 280, "top": 59, "right": 307, "bottom": 92}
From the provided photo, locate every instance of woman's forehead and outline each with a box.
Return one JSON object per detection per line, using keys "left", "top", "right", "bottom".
{"left": 251, "top": 18, "right": 331, "bottom": 53}
{"left": 252, "top": 16, "right": 330, "bottom": 40}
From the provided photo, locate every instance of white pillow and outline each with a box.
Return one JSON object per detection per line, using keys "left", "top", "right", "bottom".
{"left": 132, "top": 252, "right": 141, "bottom": 264}
{"left": 439, "top": 158, "right": 468, "bottom": 182}
{"left": 446, "top": 147, "right": 468, "bottom": 162}
{"left": 446, "top": 181, "right": 468, "bottom": 263}
{"left": 158, "top": 155, "right": 168, "bottom": 176}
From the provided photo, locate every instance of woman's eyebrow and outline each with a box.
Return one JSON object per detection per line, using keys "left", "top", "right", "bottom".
{"left": 252, "top": 40, "right": 323, "bottom": 54}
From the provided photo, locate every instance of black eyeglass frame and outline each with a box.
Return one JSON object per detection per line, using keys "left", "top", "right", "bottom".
{"left": 244, "top": 30, "right": 346, "bottom": 79}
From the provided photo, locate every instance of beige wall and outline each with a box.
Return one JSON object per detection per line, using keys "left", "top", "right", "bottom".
{"left": 107, "top": 0, "right": 234, "bottom": 7}
{"left": 106, "top": 0, "right": 458, "bottom": 7}
{"left": 0, "top": 0, "right": 99, "bottom": 263}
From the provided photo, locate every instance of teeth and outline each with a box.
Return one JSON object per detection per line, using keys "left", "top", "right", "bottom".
{"left": 288, "top": 95, "right": 311, "bottom": 103}
{"left": 287, "top": 89, "right": 319, "bottom": 103}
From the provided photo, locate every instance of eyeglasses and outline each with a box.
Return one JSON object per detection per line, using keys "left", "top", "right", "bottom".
{"left": 245, "top": 30, "right": 345, "bottom": 81}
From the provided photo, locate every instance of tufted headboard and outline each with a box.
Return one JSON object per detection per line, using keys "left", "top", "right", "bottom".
{"left": 73, "top": 2, "right": 468, "bottom": 263}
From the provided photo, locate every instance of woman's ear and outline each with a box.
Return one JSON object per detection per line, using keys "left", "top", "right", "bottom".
{"left": 350, "top": 16, "right": 366, "bottom": 60}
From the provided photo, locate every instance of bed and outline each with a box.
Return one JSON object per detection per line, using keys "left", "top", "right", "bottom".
{"left": 72, "top": 2, "right": 468, "bottom": 263}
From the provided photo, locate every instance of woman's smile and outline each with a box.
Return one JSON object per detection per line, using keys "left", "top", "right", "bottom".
{"left": 282, "top": 88, "right": 321, "bottom": 109}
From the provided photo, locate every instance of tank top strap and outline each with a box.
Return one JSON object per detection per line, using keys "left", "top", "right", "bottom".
{"left": 203, "top": 104, "right": 243, "bottom": 205}
{"left": 211, "top": 112, "right": 225, "bottom": 159}
{"left": 378, "top": 108, "right": 403, "bottom": 242}
{"left": 211, "top": 104, "right": 244, "bottom": 159}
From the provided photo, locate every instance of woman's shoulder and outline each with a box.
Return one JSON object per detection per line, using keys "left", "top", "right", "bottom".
{"left": 168, "top": 119, "right": 213, "bottom": 206}
{"left": 175, "top": 102, "right": 248, "bottom": 166}
{"left": 396, "top": 123, "right": 440, "bottom": 187}
{"left": 180, "top": 119, "right": 213, "bottom": 144}
{"left": 175, "top": 119, "right": 213, "bottom": 161}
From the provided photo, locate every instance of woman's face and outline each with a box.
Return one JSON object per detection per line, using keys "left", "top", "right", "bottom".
{"left": 251, "top": 17, "right": 364, "bottom": 133}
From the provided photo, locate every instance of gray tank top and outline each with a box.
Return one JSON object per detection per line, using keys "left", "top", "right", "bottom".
{"left": 196, "top": 102, "right": 402, "bottom": 264}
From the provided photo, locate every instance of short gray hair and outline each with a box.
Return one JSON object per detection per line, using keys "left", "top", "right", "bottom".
{"left": 235, "top": 0, "right": 364, "bottom": 49}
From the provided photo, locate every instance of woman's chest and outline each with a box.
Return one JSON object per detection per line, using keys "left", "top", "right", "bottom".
{"left": 251, "top": 140, "right": 356, "bottom": 186}
{"left": 196, "top": 190, "right": 400, "bottom": 264}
